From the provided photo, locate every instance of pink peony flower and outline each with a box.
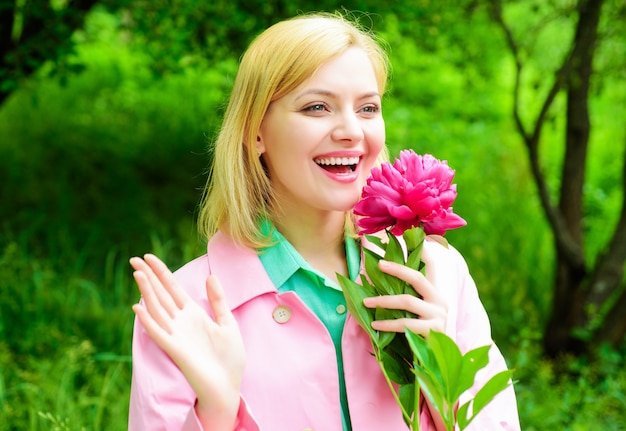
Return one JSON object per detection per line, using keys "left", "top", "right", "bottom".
{"left": 354, "top": 150, "right": 467, "bottom": 236}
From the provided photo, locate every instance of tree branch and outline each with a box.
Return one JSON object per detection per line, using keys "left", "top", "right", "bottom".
{"left": 0, "top": 1, "right": 14, "bottom": 55}
{"left": 0, "top": 0, "right": 101, "bottom": 105}
{"left": 594, "top": 285, "right": 626, "bottom": 347}
{"left": 587, "top": 134, "right": 626, "bottom": 307}
{"left": 488, "top": 0, "right": 586, "bottom": 270}
{"left": 487, "top": 0, "right": 529, "bottom": 142}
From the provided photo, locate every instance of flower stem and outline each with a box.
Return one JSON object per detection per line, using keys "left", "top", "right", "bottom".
{"left": 412, "top": 352, "right": 420, "bottom": 431}
{"left": 374, "top": 347, "right": 413, "bottom": 426}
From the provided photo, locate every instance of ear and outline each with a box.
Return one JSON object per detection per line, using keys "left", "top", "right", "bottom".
{"left": 256, "top": 135, "right": 265, "bottom": 155}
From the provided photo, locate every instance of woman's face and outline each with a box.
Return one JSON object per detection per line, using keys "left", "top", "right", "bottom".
{"left": 258, "top": 47, "right": 385, "bottom": 217}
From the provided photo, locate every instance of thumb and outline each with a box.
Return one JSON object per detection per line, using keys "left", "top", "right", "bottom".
{"left": 205, "top": 275, "right": 233, "bottom": 325}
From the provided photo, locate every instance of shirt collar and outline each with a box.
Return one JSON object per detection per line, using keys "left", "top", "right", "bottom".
{"left": 258, "top": 219, "right": 362, "bottom": 289}
{"left": 258, "top": 219, "right": 302, "bottom": 288}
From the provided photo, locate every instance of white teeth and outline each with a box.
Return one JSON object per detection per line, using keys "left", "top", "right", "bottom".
{"left": 315, "top": 156, "right": 360, "bottom": 166}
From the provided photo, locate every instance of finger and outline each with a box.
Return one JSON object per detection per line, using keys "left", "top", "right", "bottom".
{"left": 132, "top": 255, "right": 184, "bottom": 318}
{"left": 420, "top": 246, "right": 439, "bottom": 291}
{"left": 403, "top": 317, "right": 444, "bottom": 337}
{"left": 132, "top": 270, "right": 174, "bottom": 332}
{"left": 144, "top": 254, "right": 191, "bottom": 309}
{"left": 363, "top": 294, "right": 428, "bottom": 317}
{"left": 378, "top": 259, "right": 438, "bottom": 300}
{"left": 364, "top": 294, "right": 447, "bottom": 325}
{"left": 130, "top": 256, "right": 180, "bottom": 319}
{"left": 132, "top": 303, "right": 173, "bottom": 348}
{"left": 205, "top": 275, "right": 234, "bottom": 326}
{"left": 371, "top": 317, "right": 436, "bottom": 336}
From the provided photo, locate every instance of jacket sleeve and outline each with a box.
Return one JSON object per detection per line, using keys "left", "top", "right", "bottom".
{"left": 448, "top": 245, "right": 521, "bottom": 431}
{"left": 128, "top": 314, "right": 261, "bottom": 431}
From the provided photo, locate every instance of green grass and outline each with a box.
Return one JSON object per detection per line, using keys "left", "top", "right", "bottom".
{"left": 0, "top": 242, "right": 133, "bottom": 431}
{"left": 0, "top": 232, "right": 205, "bottom": 431}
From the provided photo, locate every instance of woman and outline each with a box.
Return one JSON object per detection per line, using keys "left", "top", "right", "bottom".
{"left": 128, "top": 12, "right": 520, "bottom": 431}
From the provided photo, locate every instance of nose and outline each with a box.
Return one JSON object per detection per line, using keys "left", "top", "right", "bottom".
{"left": 331, "top": 111, "right": 364, "bottom": 143}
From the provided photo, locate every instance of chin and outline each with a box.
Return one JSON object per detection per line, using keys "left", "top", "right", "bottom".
{"left": 334, "top": 197, "right": 361, "bottom": 213}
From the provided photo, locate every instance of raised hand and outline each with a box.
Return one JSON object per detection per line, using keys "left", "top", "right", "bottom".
{"left": 130, "top": 254, "right": 246, "bottom": 429}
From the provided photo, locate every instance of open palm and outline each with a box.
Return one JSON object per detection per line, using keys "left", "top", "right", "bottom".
{"left": 130, "top": 254, "right": 246, "bottom": 421}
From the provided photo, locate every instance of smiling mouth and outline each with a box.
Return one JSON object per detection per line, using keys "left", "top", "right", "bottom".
{"left": 314, "top": 156, "right": 360, "bottom": 173}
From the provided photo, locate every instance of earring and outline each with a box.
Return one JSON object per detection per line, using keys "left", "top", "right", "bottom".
{"left": 256, "top": 136, "right": 263, "bottom": 156}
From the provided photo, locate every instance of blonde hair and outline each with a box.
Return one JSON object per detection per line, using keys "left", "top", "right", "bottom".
{"left": 197, "top": 12, "right": 390, "bottom": 248}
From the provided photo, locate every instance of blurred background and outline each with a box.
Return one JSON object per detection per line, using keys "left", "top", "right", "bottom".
{"left": 1, "top": 0, "right": 625, "bottom": 429}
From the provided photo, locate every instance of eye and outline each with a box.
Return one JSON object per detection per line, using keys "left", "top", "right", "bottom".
{"left": 303, "top": 103, "right": 328, "bottom": 113}
{"left": 360, "top": 104, "right": 381, "bottom": 115}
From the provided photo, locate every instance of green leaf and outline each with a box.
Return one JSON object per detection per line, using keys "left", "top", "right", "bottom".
{"left": 399, "top": 383, "right": 417, "bottom": 427}
{"left": 363, "top": 246, "right": 383, "bottom": 273}
{"left": 403, "top": 280, "right": 421, "bottom": 298}
{"left": 381, "top": 342, "right": 413, "bottom": 385}
{"left": 405, "top": 327, "right": 512, "bottom": 431}
{"left": 337, "top": 274, "right": 376, "bottom": 340}
{"left": 364, "top": 233, "right": 386, "bottom": 251}
{"left": 405, "top": 329, "right": 435, "bottom": 370}
{"left": 406, "top": 247, "right": 425, "bottom": 274}
{"left": 380, "top": 348, "right": 407, "bottom": 384}
{"left": 376, "top": 305, "right": 408, "bottom": 322}
{"left": 428, "top": 331, "right": 463, "bottom": 401}
{"left": 471, "top": 369, "right": 513, "bottom": 419}
{"left": 386, "top": 336, "right": 414, "bottom": 380}
{"left": 413, "top": 364, "right": 448, "bottom": 423}
{"left": 456, "top": 401, "right": 472, "bottom": 430}
{"left": 363, "top": 249, "right": 394, "bottom": 295}
{"left": 403, "top": 226, "right": 425, "bottom": 252}
{"left": 358, "top": 274, "right": 378, "bottom": 298}
{"left": 374, "top": 307, "right": 403, "bottom": 349}
{"left": 406, "top": 330, "right": 446, "bottom": 406}
{"left": 454, "top": 345, "right": 491, "bottom": 401}
{"left": 458, "top": 369, "right": 513, "bottom": 430}
{"left": 404, "top": 228, "right": 425, "bottom": 277}
{"left": 384, "top": 230, "right": 406, "bottom": 265}
{"left": 377, "top": 330, "right": 396, "bottom": 350}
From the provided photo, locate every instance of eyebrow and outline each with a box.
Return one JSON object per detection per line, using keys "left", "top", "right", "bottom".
{"left": 294, "top": 89, "right": 381, "bottom": 101}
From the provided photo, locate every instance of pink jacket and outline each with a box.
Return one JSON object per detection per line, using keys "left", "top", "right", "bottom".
{"left": 129, "top": 231, "right": 520, "bottom": 430}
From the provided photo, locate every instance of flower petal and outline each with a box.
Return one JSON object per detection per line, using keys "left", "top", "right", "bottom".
{"left": 354, "top": 150, "right": 466, "bottom": 236}
{"left": 422, "top": 210, "right": 467, "bottom": 235}
{"left": 388, "top": 204, "right": 416, "bottom": 220}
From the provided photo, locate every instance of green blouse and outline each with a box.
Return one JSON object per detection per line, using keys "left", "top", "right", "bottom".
{"left": 258, "top": 221, "right": 361, "bottom": 431}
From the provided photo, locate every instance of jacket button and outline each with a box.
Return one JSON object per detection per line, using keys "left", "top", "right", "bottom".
{"left": 272, "top": 305, "right": 291, "bottom": 323}
{"left": 336, "top": 304, "right": 347, "bottom": 314}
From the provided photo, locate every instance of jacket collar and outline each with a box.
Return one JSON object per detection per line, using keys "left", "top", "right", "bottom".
{"left": 205, "top": 230, "right": 382, "bottom": 311}
{"left": 206, "top": 231, "right": 278, "bottom": 311}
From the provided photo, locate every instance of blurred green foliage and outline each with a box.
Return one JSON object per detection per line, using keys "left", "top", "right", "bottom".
{"left": 1, "top": 3, "right": 625, "bottom": 430}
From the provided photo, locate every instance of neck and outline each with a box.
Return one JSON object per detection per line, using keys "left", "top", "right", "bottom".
{"left": 271, "top": 208, "right": 349, "bottom": 283}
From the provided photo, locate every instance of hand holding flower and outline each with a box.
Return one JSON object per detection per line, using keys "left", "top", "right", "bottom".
{"left": 340, "top": 150, "right": 512, "bottom": 430}
{"left": 363, "top": 257, "right": 447, "bottom": 337}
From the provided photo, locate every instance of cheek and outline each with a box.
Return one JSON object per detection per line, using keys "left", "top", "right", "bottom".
{"left": 367, "top": 123, "right": 386, "bottom": 160}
